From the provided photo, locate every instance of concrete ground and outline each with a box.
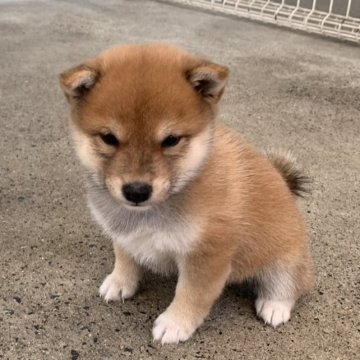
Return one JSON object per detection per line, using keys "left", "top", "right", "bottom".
{"left": 0, "top": 0, "right": 359, "bottom": 359}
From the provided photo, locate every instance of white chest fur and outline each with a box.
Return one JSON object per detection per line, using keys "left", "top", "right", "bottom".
{"left": 87, "top": 187, "right": 199, "bottom": 274}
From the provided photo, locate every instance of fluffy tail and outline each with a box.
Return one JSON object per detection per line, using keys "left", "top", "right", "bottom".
{"left": 265, "top": 150, "right": 310, "bottom": 197}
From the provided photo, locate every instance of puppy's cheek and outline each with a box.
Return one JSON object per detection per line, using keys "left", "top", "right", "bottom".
{"left": 105, "top": 177, "right": 124, "bottom": 202}
{"left": 152, "top": 178, "right": 171, "bottom": 203}
{"left": 71, "top": 127, "right": 101, "bottom": 171}
{"left": 172, "top": 127, "right": 212, "bottom": 192}
{"left": 180, "top": 128, "right": 211, "bottom": 173}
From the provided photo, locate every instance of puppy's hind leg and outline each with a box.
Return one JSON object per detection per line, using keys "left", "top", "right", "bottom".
{"left": 254, "top": 257, "right": 313, "bottom": 328}
{"left": 99, "top": 243, "right": 142, "bottom": 302}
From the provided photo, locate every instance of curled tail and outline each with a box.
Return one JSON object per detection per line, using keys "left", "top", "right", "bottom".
{"left": 265, "top": 149, "right": 310, "bottom": 197}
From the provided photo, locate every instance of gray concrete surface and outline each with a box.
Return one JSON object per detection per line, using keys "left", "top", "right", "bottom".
{"left": 0, "top": 0, "right": 359, "bottom": 359}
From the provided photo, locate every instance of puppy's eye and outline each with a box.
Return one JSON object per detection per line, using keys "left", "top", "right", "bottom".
{"left": 161, "top": 135, "right": 181, "bottom": 148}
{"left": 100, "top": 133, "right": 119, "bottom": 147}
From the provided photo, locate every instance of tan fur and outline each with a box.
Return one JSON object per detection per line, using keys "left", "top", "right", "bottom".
{"left": 60, "top": 43, "right": 313, "bottom": 344}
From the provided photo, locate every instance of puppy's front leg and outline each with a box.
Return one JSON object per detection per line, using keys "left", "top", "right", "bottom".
{"left": 99, "top": 243, "right": 141, "bottom": 302}
{"left": 153, "top": 253, "right": 231, "bottom": 344}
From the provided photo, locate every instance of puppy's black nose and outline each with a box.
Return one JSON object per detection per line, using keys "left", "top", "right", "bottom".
{"left": 122, "top": 182, "right": 152, "bottom": 204}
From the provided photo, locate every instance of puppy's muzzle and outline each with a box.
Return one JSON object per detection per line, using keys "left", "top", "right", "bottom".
{"left": 122, "top": 182, "right": 152, "bottom": 204}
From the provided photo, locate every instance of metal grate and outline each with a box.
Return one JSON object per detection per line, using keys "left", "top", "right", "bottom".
{"left": 170, "top": 0, "right": 360, "bottom": 43}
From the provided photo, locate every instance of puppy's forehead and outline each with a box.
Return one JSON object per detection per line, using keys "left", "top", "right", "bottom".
{"left": 100, "top": 43, "right": 196, "bottom": 76}
{"left": 98, "top": 48, "right": 198, "bottom": 107}
{"left": 82, "top": 45, "right": 208, "bottom": 134}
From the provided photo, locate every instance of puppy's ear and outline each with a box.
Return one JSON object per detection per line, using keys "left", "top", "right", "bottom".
{"left": 59, "top": 62, "right": 100, "bottom": 102}
{"left": 187, "top": 62, "right": 228, "bottom": 104}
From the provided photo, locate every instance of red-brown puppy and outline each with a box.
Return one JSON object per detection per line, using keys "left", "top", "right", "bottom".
{"left": 60, "top": 43, "right": 313, "bottom": 344}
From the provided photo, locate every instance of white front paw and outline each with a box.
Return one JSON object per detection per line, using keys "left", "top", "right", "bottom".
{"left": 99, "top": 272, "right": 138, "bottom": 303}
{"left": 255, "top": 298, "right": 295, "bottom": 328}
{"left": 152, "top": 311, "right": 196, "bottom": 344}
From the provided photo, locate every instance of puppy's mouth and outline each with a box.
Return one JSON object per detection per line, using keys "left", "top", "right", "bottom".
{"left": 123, "top": 202, "right": 152, "bottom": 211}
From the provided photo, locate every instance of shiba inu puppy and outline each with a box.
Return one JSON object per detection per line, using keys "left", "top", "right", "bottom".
{"left": 60, "top": 43, "right": 313, "bottom": 344}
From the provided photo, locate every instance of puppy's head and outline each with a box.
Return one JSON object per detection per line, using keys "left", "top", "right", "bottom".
{"left": 60, "top": 44, "right": 228, "bottom": 210}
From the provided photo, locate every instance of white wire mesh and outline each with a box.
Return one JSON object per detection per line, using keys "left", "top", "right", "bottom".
{"left": 170, "top": 0, "right": 360, "bottom": 42}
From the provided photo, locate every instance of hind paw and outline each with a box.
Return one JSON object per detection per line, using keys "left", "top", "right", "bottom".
{"left": 255, "top": 298, "right": 295, "bottom": 328}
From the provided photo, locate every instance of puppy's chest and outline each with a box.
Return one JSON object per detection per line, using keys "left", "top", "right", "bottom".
{"left": 88, "top": 195, "right": 199, "bottom": 274}
{"left": 116, "top": 226, "right": 187, "bottom": 274}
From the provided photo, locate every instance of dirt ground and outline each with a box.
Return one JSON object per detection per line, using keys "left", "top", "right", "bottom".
{"left": 0, "top": 1, "right": 359, "bottom": 359}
